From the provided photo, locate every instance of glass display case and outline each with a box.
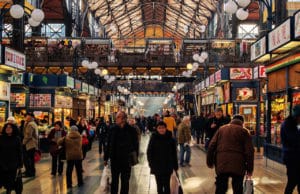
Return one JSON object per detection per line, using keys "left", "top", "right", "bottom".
{"left": 270, "top": 96, "right": 285, "bottom": 145}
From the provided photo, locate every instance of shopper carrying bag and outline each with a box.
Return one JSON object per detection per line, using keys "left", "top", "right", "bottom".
{"left": 243, "top": 176, "right": 254, "bottom": 194}
{"left": 170, "top": 171, "right": 183, "bottom": 194}
{"left": 99, "top": 162, "right": 112, "bottom": 193}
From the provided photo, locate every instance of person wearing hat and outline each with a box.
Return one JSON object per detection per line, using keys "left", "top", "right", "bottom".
{"left": 207, "top": 115, "right": 254, "bottom": 194}
{"left": 58, "top": 125, "right": 83, "bottom": 189}
{"left": 22, "top": 112, "right": 38, "bottom": 177}
{"left": 281, "top": 105, "right": 300, "bottom": 194}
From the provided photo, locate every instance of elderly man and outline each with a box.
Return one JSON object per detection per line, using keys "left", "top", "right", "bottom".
{"left": 104, "top": 111, "right": 139, "bottom": 194}
{"left": 22, "top": 112, "right": 38, "bottom": 177}
{"left": 177, "top": 116, "right": 192, "bottom": 167}
{"left": 207, "top": 115, "right": 254, "bottom": 194}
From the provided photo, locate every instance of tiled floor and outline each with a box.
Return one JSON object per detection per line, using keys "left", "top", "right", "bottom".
{"left": 0, "top": 134, "right": 294, "bottom": 194}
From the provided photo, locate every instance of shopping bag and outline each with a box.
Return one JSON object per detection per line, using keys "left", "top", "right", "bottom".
{"left": 170, "top": 171, "right": 183, "bottom": 194}
{"left": 99, "top": 166, "right": 112, "bottom": 193}
{"left": 34, "top": 150, "right": 42, "bottom": 163}
{"left": 243, "top": 178, "right": 254, "bottom": 194}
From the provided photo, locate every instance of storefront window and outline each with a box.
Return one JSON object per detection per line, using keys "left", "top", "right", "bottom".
{"left": 239, "top": 105, "right": 257, "bottom": 135}
{"left": 271, "top": 96, "right": 285, "bottom": 145}
{"left": 0, "top": 103, "right": 7, "bottom": 131}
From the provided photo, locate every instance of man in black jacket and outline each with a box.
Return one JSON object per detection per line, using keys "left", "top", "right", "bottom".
{"left": 104, "top": 111, "right": 139, "bottom": 194}
{"left": 96, "top": 117, "right": 108, "bottom": 155}
{"left": 281, "top": 105, "right": 300, "bottom": 194}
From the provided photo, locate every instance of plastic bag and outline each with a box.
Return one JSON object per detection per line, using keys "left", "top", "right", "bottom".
{"left": 170, "top": 171, "right": 183, "bottom": 194}
{"left": 243, "top": 178, "right": 254, "bottom": 194}
{"left": 99, "top": 165, "right": 112, "bottom": 193}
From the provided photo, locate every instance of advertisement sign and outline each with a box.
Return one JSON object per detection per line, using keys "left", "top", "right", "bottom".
{"left": 0, "top": 81, "right": 10, "bottom": 101}
{"left": 259, "top": 66, "right": 266, "bottom": 78}
{"left": 10, "top": 93, "right": 26, "bottom": 107}
{"left": 4, "top": 47, "right": 26, "bottom": 71}
{"left": 215, "top": 70, "right": 221, "bottom": 82}
{"left": 82, "top": 83, "right": 88, "bottom": 93}
{"left": 89, "top": 85, "right": 95, "bottom": 95}
{"left": 66, "top": 76, "right": 74, "bottom": 88}
{"left": 215, "top": 86, "right": 224, "bottom": 105}
{"left": 230, "top": 68, "right": 253, "bottom": 80}
{"left": 253, "top": 66, "right": 259, "bottom": 79}
{"left": 250, "top": 36, "right": 266, "bottom": 61}
{"left": 236, "top": 88, "right": 255, "bottom": 101}
{"left": 268, "top": 18, "right": 291, "bottom": 52}
{"left": 224, "top": 82, "right": 230, "bottom": 103}
{"left": 293, "top": 92, "right": 300, "bottom": 105}
{"left": 55, "top": 95, "right": 72, "bottom": 108}
{"left": 9, "top": 73, "right": 24, "bottom": 84}
{"left": 75, "top": 80, "right": 81, "bottom": 90}
{"left": 295, "top": 11, "right": 300, "bottom": 39}
{"left": 29, "top": 94, "right": 51, "bottom": 107}
{"left": 209, "top": 74, "right": 215, "bottom": 85}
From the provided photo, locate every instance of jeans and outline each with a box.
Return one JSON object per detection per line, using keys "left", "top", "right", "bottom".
{"left": 215, "top": 173, "right": 244, "bottom": 194}
{"left": 111, "top": 165, "right": 131, "bottom": 194}
{"left": 284, "top": 161, "right": 300, "bottom": 194}
{"left": 155, "top": 174, "right": 171, "bottom": 194}
{"left": 179, "top": 144, "right": 191, "bottom": 165}
{"left": 66, "top": 160, "right": 83, "bottom": 187}
{"left": 23, "top": 147, "right": 35, "bottom": 176}
{"left": 51, "top": 154, "right": 64, "bottom": 175}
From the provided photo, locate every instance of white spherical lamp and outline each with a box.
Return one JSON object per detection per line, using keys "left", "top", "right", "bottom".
{"left": 198, "top": 57, "right": 205, "bottom": 63}
{"left": 81, "top": 60, "right": 89, "bottom": 67}
{"left": 10, "top": 4, "right": 24, "bottom": 19}
{"left": 224, "top": 0, "right": 238, "bottom": 14}
{"left": 201, "top": 51, "right": 208, "bottom": 60}
{"left": 31, "top": 9, "right": 45, "bottom": 22}
{"left": 104, "top": 75, "right": 110, "bottom": 80}
{"left": 193, "top": 54, "right": 200, "bottom": 61}
{"left": 91, "top": 61, "right": 98, "bottom": 69}
{"left": 102, "top": 69, "right": 108, "bottom": 76}
{"left": 236, "top": 8, "right": 249, "bottom": 20}
{"left": 237, "top": 0, "right": 251, "bottom": 8}
{"left": 94, "top": 69, "right": 101, "bottom": 75}
{"left": 199, "top": 25, "right": 206, "bottom": 33}
{"left": 28, "top": 17, "right": 40, "bottom": 27}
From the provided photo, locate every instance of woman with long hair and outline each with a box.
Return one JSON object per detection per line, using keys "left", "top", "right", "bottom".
{"left": 0, "top": 123, "right": 23, "bottom": 194}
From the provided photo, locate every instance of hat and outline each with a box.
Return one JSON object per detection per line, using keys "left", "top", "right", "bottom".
{"left": 25, "top": 112, "right": 35, "bottom": 117}
{"left": 7, "top": 116, "right": 16, "bottom": 122}
{"left": 70, "top": 125, "right": 78, "bottom": 131}
{"left": 292, "top": 105, "right": 300, "bottom": 117}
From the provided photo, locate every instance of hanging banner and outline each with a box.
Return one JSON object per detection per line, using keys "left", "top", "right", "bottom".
{"left": 215, "top": 70, "right": 221, "bottom": 82}
{"left": 268, "top": 18, "right": 291, "bottom": 52}
{"left": 230, "top": 68, "right": 253, "bottom": 80}
{"left": 209, "top": 74, "right": 215, "bottom": 85}
{"left": 4, "top": 47, "right": 26, "bottom": 71}
{"left": 0, "top": 81, "right": 10, "bottom": 101}
{"left": 295, "top": 11, "right": 300, "bottom": 39}
{"left": 250, "top": 36, "right": 266, "bottom": 61}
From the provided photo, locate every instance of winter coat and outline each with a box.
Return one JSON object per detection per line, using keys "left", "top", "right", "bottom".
{"left": 147, "top": 131, "right": 178, "bottom": 175}
{"left": 23, "top": 120, "right": 38, "bottom": 150}
{"left": 206, "top": 116, "right": 229, "bottom": 140}
{"left": 104, "top": 123, "right": 139, "bottom": 168}
{"left": 48, "top": 129, "right": 67, "bottom": 156}
{"left": 96, "top": 122, "right": 108, "bottom": 141}
{"left": 163, "top": 116, "right": 176, "bottom": 132}
{"left": 177, "top": 122, "right": 191, "bottom": 144}
{"left": 58, "top": 131, "right": 83, "bottom": 161}
{"left": 280, "top": 116, "right": 300, "bottom": 164}
{"left": 207, "top": 119, "right": 254, "bottom": 176}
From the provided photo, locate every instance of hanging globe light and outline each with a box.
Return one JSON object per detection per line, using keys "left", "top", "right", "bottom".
{"left": 224, "top": 0, "right": 238, "bottom": 14}
{"left": 102, "top": 69, "right": 108, "bottom": 75}
{"left": 10, "top": 4, "right": 24, "bottom": 19}
{"left": 81, "top": 60, "right": 89, "bottom": 67}
{"left": 237, "top": 0, "right": 251, "bottom": 8}
{"left": 28, "top": 17, "right": 40, "bottom": 27}
{"left": 91, "top": 61, "right": 98, "bottom": 69}
{"left": 186, "top": 63, "right": 193, "bottom": 70}
{"left": 201, "top": 51, "right": 208, "bottom": 60}
{"left": 94, "top": 69, "right": 101, "bottom": 75}
{"left": 193, "top": 54, "right": 200, "bottom": 61}
{"left": 31, "top": 8, "right": 45, "bottom": 22}
{"left": 236, "top": 8, "right": 249, "bottom": 20}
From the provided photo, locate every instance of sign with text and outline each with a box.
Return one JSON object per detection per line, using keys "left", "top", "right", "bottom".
{"left": 268, "top": 18, "right": 291, "bottom": 52}
{"left": 295, "top": 11, "right": 300, "bottom": 39}
{"left": 0, "top": 81, "right": 10, "bottom": 101}
{"left": 4, "top": 47, "right": 26, "bottom": 70}
{"left": 230, "top": 68, "right": 253, "bottom": 80}
{"left": 89, "top": 85, "right": 95, "bottom": 95}
{"left": 29, "top": 94, "right": 51, "bottom": 107}
{"left": 9, "top": 73, "right": 24, "bottom": 84}
{"left": 250, "top": 36, "right": 266, "bottom": 61}
{"left": 66, "top": 76, "right": 74, "bottom": 88}
{"left": 205, "top": 77, "right": 209, "bottom": 88}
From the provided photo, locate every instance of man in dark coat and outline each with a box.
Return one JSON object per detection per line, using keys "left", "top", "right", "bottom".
{"left": 96, "top": 117, "right": 108, "bottom": 155}
{"left": 205, "top": 108, "right": 229, "bottom": 149}
{"left": 281, "top": 105, "right": 300, "bottom": 194}
{"left": 104, "top": 111, "right": 139, "bottom": 194}
{"left": 207, "top": 115, "right": 254, "bottom": 194}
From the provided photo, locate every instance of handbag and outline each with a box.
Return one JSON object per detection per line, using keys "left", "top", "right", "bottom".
{"left": 170, "top": 171, "right": 183, "bottom": 194}
{"left": 34, "top": 150, "right": 42, "bottom": 163}
{"left": 243, "top": 177, "right": 254, "bottom": 194}
{"left": 128, "top": 151, "right": 138, "bottom": 166}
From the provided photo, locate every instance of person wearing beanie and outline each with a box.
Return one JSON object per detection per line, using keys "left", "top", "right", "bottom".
{"left": 207, "top": 114, "right": 254, "bottom": 194}
{"left": 58, "top": 125, "right": 83, "bottom": 189}
{"left": 280, "top": 105, "right": 300, "bottom": 194}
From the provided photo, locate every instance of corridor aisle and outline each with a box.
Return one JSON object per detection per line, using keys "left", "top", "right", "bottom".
{"left": 0, "top": 134, "right": 291, "bottom": 194}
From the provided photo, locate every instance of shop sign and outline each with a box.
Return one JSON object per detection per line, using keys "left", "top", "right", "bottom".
{"left": 75, "top": 80, "right": 81, "bottom": 90}
{"left": 205, "top": 77, "right": 209, "bottom": 87}
{"left": 10, "top": 93, "right": 26, "bottom": 107}
{"left": 259, "top": 66, "right": 266, "bottom": 78}
{"left": 295, "top": 11, "right": 300, "bottom": 39}
{"left": 9, "top": 73, "right": 24, "bottom": 84}
{"left": 209, "top": 74, "right": 215, "bottom": 85}
{"left": 230, "top": 68, "right": 253, "bottom": 80}
{"left": 0, "top": 81, "right": 10, "bottom": 101}
{"left": 66, "top": 76, "right": 74, "bottom": 88}
{"left": 4, "top": 47, "right": 26, "bottom": 71}
{"left": 29, "top": 94, "right": 51, "bottom": 107}
{"left": 215, "top": 70, "right": 221, "bottom": 82}
{"left": 236, "top": 88, "right": 255, "bottom": 101}
{"left": 215, "top": 86, "right": 224, "bottom": 105}
{"left": 55, "top": 95, "right": 72, "bottom": 108}
{"left": 253, "top": 66, "right": 259, "bottom": 79}
{"left": 89, "top": 85, "right": 95, "bottom": 95}
{"left": 268, "top": 18, "right": 291, "bottom": 52}
{"left": 293, "top": 92, "right": 300, "bottom": 105}
{"left": 250, "top": 36, "right": 267, "bottom": 61}
{"left": 82, "top": 82, "right": 88, "bottom": 93}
